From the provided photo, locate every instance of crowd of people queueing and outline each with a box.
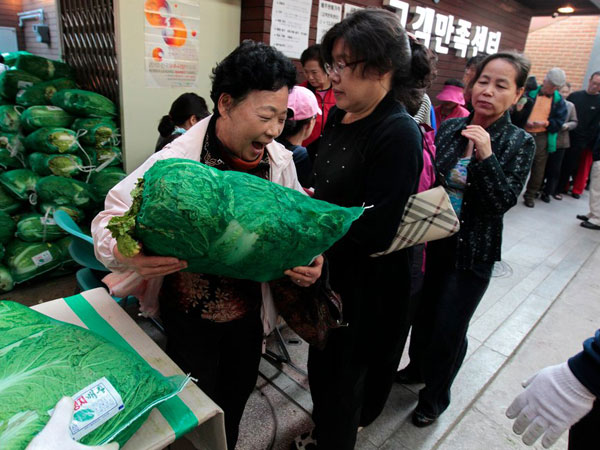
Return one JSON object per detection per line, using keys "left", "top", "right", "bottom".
{"left": 89, "top": 8, "right": 600, "bottom": 450}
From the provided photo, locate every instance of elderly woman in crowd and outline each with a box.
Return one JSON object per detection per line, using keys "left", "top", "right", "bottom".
{"left": 92, "top": 41, "right": 323, "bottom": 449}
{"left": 293, "top": 9, "right": 433, "bottom": 450}
{"left": 300, "top": 44, "right": 336, "bottom": 160}
{"left": 397, "top": 52, "right": 536, "bottom": 427}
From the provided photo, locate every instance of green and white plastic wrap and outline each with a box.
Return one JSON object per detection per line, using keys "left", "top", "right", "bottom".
{"left": 0, "top": 299, "right": 191, "bottom": 448}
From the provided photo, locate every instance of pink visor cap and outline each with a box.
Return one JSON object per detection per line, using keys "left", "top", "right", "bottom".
{"left": 436, "top": 85, "right": 466, "bottom": 106}
{"left": 288, "top": 86, "right": 322, "bottom": 121}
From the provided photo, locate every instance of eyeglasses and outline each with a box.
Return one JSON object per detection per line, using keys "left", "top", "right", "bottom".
{"left": 324, "top": 59, "right": 366, "bottom": 76}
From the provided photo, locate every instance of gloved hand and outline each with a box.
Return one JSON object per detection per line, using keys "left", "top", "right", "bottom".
{"left": 506, "top": 362, "right": 595, "bottom": 448}
{"left": 26, "top": 397, "right": 119, "bottom": 450}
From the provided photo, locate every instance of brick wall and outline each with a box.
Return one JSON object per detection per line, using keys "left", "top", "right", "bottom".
{"left": 524, "top": 15, "right": 600, "bottom": 91}
{"left": 20, "top": 0, "right": 60, "bottom": 60}
{"left": 0, "top": 0, "right": 24, "bottom": 50}
{"left": 240, "top": 0, "right": 534, "bottom": 100}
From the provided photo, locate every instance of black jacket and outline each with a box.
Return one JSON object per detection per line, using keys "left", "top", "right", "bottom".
{"left": 435, "top": 112, "right": 535, "bottom": 268}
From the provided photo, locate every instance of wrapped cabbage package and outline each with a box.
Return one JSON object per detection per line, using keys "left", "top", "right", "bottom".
{"left": 15, "top": 212, "right": 68, "bottom": 242}
{"left": 0, "top": 105, "right": 22, "bottom": 133}
{"left": 0, "top": 169, "right": 40, "bottom": 201}
{"left": 24, "top": 127, "right": 78, "bottom": 154}
{"left": 3, "top": 239, "right": 64, "bottom": 282}
{"left": 6, "top": 53, "right": 75, "bottom": 80}
{"left": 51, "top": 89, "right": 117, "bottom": 117}
{"left": 15, "top": 78, "right": 78, "bottom": 107}
{"left": 36, "top": 175, "right": 97, "bottom": 209}
{"left": 0, "top": 301, "right": 190, "bottom": 448}
{"left": 28, "top": 152, "right": 83, "bottom": 178}
{"left": 0, "top": 70, "right": 41, "bottom": 101}
{"left": 109, "top": 158, "right": 363, "bottom": 282}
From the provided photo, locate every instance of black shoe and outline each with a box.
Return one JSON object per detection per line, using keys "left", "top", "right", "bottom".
{"left": 581, "top": 221, "right": 600, "bottom": 230}
{"left": 577, "top": 214, "right": 589, "bottom": 222}
{"left": 524, "top": 198, "right": 534, "bottom": 208}
{"left": 412, "top": 410, "right": 438, "bottom": 428}
{"left": 572, "top": 193, "right": 581, "bottom": 199}
{"left": 395, "top": 367, "right": 423, "bottom": 384}
{"left": 541, "top": 193, "right": 550, "bottom": 203}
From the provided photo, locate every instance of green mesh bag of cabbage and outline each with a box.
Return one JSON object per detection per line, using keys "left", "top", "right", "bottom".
{"left": 108, "top": 158, "right": 363, "bottom": 282}
{"left": 0, "top": 301, "right": 190, "bottom": 449}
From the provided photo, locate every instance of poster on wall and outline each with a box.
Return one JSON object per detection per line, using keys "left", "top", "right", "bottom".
{"left": 270, "top": 0, "right": 313, "bottom": 59}
{"left": 344, "top": 3, "right": 364, "bottom": 18}
{"left": 144, "top": 0, "right": 202, "bottom": 88}
{"left": 316, "top": 1, "right": 342, "bottom": 44}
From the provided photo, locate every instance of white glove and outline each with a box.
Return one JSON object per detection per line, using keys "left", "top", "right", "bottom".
{"left": 506, "top": 362, "right": 595, "bottom": 448}
{"left": 26, "top": 397, "right": 119, "bottom": 450}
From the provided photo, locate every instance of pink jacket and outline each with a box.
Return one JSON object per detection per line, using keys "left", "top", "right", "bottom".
{"left": 91, "top": 115, "right": 304, "bottom": 334}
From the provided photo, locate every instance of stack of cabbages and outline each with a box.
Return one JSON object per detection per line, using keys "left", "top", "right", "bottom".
{"left": 0, "top": 51, "right": 126, "bottom": 293}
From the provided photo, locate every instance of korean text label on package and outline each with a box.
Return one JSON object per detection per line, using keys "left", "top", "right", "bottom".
{"left": 49, "top": 377, "right": 125, "bottom": 441}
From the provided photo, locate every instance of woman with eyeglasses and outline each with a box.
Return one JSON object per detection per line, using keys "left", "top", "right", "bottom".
{"left": 293, "top": 9, "right": 434, "bottom": 450}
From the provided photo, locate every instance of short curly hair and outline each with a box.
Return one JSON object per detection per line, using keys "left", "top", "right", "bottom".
{"left": 210, "top": 40, "right": 297, "bottom": 116}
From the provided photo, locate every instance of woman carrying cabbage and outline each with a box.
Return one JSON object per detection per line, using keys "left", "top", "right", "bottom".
{"left": 92, "top": 41, "right": 323, "bottom": 449}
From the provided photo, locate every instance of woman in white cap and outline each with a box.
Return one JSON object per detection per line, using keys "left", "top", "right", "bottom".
{"left": 278, "top": 85, "right": 322, "bottom": 187}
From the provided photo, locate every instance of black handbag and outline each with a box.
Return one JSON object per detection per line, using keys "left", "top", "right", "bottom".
{"left": 269, "top": 260, "right": 345, "bottom": 350}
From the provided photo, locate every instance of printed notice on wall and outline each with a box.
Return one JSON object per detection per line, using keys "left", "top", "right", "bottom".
{"left": 144, "top": 0, "right": 202, "bottom": 88}
{"left": 343, "top": 3, "right": 364, "bottom": 18}
{"left": 316, "top": 1, "right": 342, "bottom": 45}
{"left": 270, "top": 0, "right": 313, "bottom": 59}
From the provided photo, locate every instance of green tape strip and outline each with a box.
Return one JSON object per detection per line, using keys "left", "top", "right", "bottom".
{"left": 64, "top": 294, "right": 199, "bottom": 438}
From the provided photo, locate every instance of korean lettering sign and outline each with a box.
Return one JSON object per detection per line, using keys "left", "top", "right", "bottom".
{"left": 383, "top": 0, "right": 502, "bottom": 58}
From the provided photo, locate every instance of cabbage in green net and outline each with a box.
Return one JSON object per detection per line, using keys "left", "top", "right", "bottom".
{"left": 21, "top": 106, "right": 74, "bottom": 132}
{"left": 0, "top": 264, "right": 13, "bottom": 293}
{"left": 51, "top": 89, "right": 117, "bottom": 118}
{"left": 24, "top": 127, "right": 79, "bottom": 154}
{"left": 0, "top": 210, "right": 16, "bottom": 244}
{"left": 4, "top": 53, "right": 75, "bottom": 80}
{"left": 0, "top": 70, "right": 41, "bottom": 101}
{"left": 0, "top": 169, "right": 40, "bottom": 201}
{"left": 35, "top": 175, "right": 97, "bottom": 209}
{"left": 15, "top": 78, "right": 78, "bottom": 107}
{"left": 0, "top": 106, "right": 22, "bottom": 133}
{"left": 108, "top": 158, "right": 363, "bottom": 282}
{"left": 28, "top": 153, "right": 83, "bottom": 178}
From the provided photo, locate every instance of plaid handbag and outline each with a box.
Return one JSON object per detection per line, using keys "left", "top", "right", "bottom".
{"left": 371, "top": 186, "right": 459, "bottom": 256}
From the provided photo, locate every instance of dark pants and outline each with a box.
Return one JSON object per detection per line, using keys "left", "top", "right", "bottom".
{"left": 524, "top": 133, "right": 549, "bottom": 201}
{"left": 559, "top": 146, "right": 584, "bottom": 192}
{"left": 308, "top": 251, "right": 412, "bottom": 450}
{"left": 569, "top": 400, "right": 600, "bottom": 450}
{"left": 161, "top": 307, "right": 264, "bottom": 449}
{"left": 407, "top": 236, "right": 492, "bottom": 417}
{"left": 544, "top": 148, "right": 567, "bottom": 196}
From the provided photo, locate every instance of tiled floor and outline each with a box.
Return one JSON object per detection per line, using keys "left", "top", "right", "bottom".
{"left": 6, "top": 190, "right": 599, "bottom": 450}
{"left": 235, "top": 191, "right": 600, "bottom": 450}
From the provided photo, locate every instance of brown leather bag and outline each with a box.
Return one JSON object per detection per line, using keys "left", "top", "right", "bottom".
{"left": 269, "top": 262, "right": 345, "bottom": 350}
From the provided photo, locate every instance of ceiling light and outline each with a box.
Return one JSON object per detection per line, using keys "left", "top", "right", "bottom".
{"left": 557, "top": 6, "right": 575, "bottom": 13}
